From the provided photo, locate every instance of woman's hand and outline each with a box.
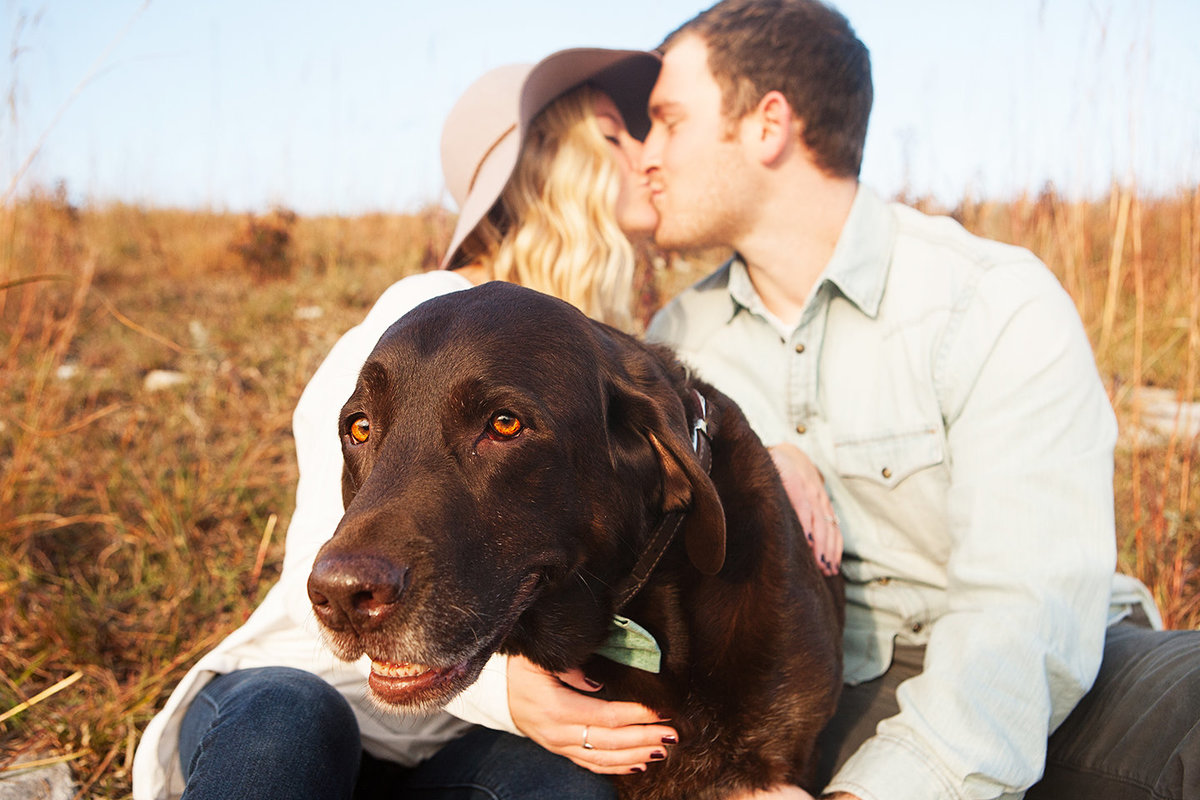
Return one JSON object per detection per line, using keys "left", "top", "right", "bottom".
{"left": 507, "top": 655, "right": 678, "bottom": 774}
{"left": 770, "top": 443, "right": 842, "bottom": 575}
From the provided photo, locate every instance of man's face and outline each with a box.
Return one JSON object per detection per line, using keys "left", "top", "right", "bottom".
{"left": 642, "top": 34, "right": 755, "bottom": 251}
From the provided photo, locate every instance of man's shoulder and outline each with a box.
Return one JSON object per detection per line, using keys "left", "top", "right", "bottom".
{"left": 647, "top": 260, "right": 735, "bottom": 348}
{"left": 888, "top": 202, "right": 1044, "bottom": 277}
{"left": 885, "top": 201, "right": 1065, "bottom": 311}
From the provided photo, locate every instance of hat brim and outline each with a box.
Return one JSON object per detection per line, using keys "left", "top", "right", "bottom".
{"left": 518, "top": 48, "right": 660, "bottom": 140}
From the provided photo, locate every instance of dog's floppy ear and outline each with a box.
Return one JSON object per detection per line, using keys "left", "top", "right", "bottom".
{"left": 600, "top": 331, "right": 727, "bottom": 575}
{"left": 647, "top": 428, "right": 726, "bottom": 575}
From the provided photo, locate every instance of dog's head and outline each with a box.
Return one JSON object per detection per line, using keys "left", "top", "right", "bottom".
{"left": 306, "top": 282, "right": 724, "bottom": 709}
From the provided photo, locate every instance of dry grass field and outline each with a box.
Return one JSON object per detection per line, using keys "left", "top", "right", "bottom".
{"left": 1, "top": 183, "right": 1197, "bottom": 797}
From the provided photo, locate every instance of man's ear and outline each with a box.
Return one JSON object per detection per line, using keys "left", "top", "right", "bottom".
{"left": 751, "top": 89, "right": 797, "bottom": 166}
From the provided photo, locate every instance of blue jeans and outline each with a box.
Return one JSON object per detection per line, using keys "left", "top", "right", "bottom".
{"left": 178, "top": 667, "right": 616, "bottom": 800}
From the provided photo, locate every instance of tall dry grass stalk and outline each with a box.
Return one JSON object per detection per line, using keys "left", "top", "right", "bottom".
{"left": 1098, "top": 186, "right": 1133, "bottom": 357}
{"left": 1130, "top": 191, "right": 1148, "bottom": 578}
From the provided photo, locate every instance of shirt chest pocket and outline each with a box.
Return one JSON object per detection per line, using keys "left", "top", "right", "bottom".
{"left": 834, "top": 427, "right": 945, "bottom": 487}
{"left": 833, "top": 427, "right": 949, "bottom": 555}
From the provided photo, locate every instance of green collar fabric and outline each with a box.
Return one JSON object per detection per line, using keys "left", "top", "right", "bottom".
{"left": 594, "top": 614, "right": 662, "bottom": 673}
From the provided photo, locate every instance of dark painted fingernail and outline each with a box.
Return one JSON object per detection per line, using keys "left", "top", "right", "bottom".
{"left": 584, "top": 676, "right": 602, "bottom": 689}
{"left": 661, "top": 734, "right": 678, "bottom": 745}
{"left": 631, "top": 765, "right": 646, "bottom": 773}
{"left": 650, "top": 750, "right": 666, "bottom": 760}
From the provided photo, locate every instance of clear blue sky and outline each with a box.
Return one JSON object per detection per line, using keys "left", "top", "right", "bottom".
{"left": 3, "top": 0, "right": 1198, "bottom": 215}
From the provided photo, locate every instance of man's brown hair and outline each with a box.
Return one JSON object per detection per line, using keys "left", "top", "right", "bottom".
{"left": 661, "top": 0, "right": 872, "bottom": 179}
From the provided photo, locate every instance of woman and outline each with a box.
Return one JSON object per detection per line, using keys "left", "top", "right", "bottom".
{"left": 132, "top": 47, "right": 675, "bottom": 800}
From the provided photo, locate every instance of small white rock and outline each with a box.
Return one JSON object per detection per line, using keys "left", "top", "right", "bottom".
{"left": 1128, "top": 386, "right": 1200, "bottom": 444}
{"left": 189, "top": 319, "right": 210, "bottom": 349}
{"left": 143, "top": 369, "right": 189, "bottom": 392}
{"left": 0, "top": 760, "right": 75, "bottom": 800}
{"left": 294, "top": 305, "right": 324, "bottom": 321}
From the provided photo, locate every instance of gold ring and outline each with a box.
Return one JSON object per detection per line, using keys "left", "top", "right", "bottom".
{"left": 582, "top": 724, "right": 595, "bottom": 750}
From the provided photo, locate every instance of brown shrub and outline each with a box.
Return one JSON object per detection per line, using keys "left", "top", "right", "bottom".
{"left": 227, "top": 208, "right": 297, "bottom": 281}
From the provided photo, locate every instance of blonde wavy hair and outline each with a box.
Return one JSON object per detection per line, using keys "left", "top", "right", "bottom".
{"left": 457, "top": 85, "right": 637, "bottom": 331}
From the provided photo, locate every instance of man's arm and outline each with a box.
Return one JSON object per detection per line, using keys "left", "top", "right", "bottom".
{"left": 827, "top": 262, "right": 1117, "bottom": 799}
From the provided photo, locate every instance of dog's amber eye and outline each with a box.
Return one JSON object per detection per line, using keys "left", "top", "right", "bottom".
{"left": 489, "top": 412, "right": 523, "bottom": 439}
{"left": 348, "top": 415, "right": 371, "bottom": 444}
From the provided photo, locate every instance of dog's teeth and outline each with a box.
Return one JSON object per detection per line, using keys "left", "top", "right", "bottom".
{"left": 370, "top": 659, "right": 428, "bottom": 678}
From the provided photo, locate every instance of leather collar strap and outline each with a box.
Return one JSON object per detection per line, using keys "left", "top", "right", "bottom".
{"left": 614, "top": 389, "right": 714, "bottom": 612}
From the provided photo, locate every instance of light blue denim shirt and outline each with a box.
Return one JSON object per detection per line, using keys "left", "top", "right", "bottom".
{"left": 648, "top": 185, "right": 1157, "bottom": 800}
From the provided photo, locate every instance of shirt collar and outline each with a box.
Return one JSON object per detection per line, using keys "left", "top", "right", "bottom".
{"left": 727, "top": 261, "right": 793, "bottom": 338}
{"left": 726, "top": 184, "right": 895, "bottom": 328}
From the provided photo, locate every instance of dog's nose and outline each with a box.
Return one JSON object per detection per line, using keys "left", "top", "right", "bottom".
{"left": 307, "top": 553, "right": 409, "bottom": 632}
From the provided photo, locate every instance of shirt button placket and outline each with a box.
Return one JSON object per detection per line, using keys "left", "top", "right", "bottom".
{"left": 790, "top": 335, "right": 810, "bottom": 436}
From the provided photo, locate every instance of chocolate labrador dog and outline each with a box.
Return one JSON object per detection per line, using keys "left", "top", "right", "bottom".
{"left": 307, "top": 282, "right": 843, "bottom": 799}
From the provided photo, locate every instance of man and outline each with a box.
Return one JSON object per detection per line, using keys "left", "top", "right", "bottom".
{"left": 634, "top": 1, "right": 1199, "bottom": 798}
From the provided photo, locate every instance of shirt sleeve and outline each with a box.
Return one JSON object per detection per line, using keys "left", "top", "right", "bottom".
{"left": 646, "top": 304, "right": 680, "bottom": 344}
{"left": 827, "top": 261, "right": 1117, "bottom": 799}
{"left": 444, "top": 653, "right": 520, "bottom": 734}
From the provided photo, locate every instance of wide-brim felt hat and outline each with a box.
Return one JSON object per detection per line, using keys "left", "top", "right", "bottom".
{"left": 439, "top": 47, "right": 661, "bottom": 268}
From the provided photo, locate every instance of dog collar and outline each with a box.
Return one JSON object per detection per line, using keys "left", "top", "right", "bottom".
{"left": 690, "top": 390, "right": 709, "bottom": 452}
{"left": 612, "top": 388, "right": 714, "bottom": 614}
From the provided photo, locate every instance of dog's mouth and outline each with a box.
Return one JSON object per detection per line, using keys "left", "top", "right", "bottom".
{"left": 367, "top": 658, "right": 474, "bottom": 706}
{"left": 361, "top": 571, "right": 547, "bottom": 709}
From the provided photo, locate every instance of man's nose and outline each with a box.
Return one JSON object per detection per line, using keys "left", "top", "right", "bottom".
{"left": 639, "top": 124, "right": 662, "bottom": 174}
